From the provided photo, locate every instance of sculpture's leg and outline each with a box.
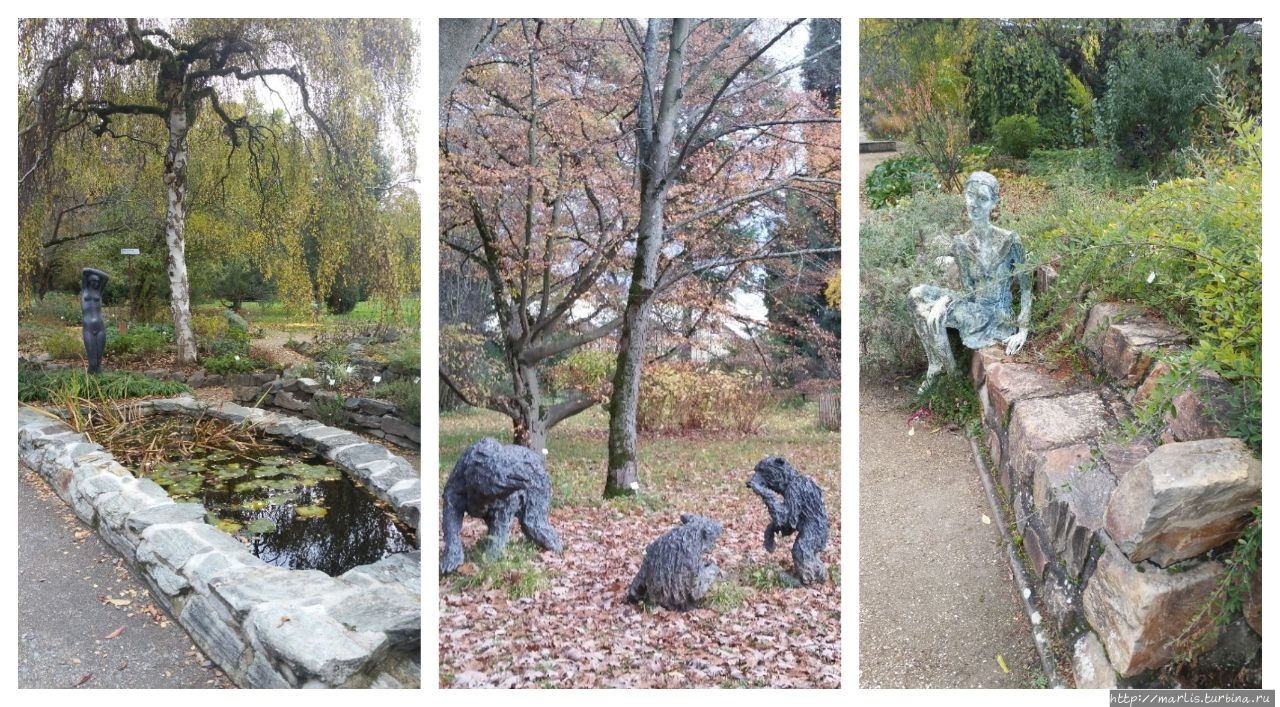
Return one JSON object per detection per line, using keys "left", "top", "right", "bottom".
{"left": 793, "top": 537, "right": 828, "bottom": 585}
{"left": 694, "top": 561, "right": 719, "bottom": 600}
{"left": 910, "top": 285, "right": 956, "bottom": 393}
{"left": 518, "top": 500, "right": 563, "bottom": 553}
{"left": 482, "top": 501, "right": 517, "bottom": 559}
{"left": 440, "top": 493, "right": 466, "bottom": 575}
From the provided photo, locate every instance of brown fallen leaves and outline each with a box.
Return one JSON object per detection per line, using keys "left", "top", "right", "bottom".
{"left": 440, "top": 488, "right": 842, "bottom": 688}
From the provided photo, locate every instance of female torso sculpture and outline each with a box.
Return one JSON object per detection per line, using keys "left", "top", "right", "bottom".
{"left": 81, "top": 268, "right": 109, "bottom": 373}
{"left": 908, "top": 171, "right": 1031, "bottom": 392}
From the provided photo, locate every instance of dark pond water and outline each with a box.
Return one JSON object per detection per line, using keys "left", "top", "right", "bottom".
{"left": 117, "top": 417, "right": 416, "bottom": 576}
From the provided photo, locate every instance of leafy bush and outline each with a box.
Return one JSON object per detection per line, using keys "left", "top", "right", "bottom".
{"left": 106, "top": 324, "right": 173, "bottom": 360}
{"left": 28, "top": 294, "right": 83, "bottom": 325}
{"left": 878, "top": 67, "right": 973, "bottom": 192}
{"left": 548, "top": 348, "right": 616, "bottom": 401}
{"left": 859, "top": 189, "right": 967, "bottom": 374}
{"left": 202, "top": 353, "right": 264, "bottom": 376}
{"left": 968, "top": 23, "right": 1074, "bottom": 144}
{"left": 865, "top": 155, "right": 934, "bottom": 209}
{"left": 19, "top": 368, "right": 191, "bottom": 402}
{"left": 993, "top": 114, "right": 1044, "bottom": 159}
{"left": 39, "top": 330, "right": 85, "bottom": 360}
{"left": 637, "top": 363, "right": 769, "bottom": 434}
{"left": 310, "top": 393, "right": 348, "bottom": 427}
{"left": 378, "top": 340, "right": 421, "bottom": 378}
{"left": 1098, "top": 37, "right": 1211, "bottom": 172}
{"left": 369, "top": 379, "right": 421, "bottom": 425}
{"left": 1026, "top": 87, "right": 1260, "bottom": 451}
{"left": 194, "top": 311, "right": 251, "bottom": 357}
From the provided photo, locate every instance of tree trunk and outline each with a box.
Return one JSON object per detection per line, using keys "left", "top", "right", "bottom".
{"left": 506, "top": 327, "right": 550, "bottom": 451}
{"left": 439, "top": 19, "right": 494, "bottom": 117}
{"left": 163, "top": 103, "right": 197, "bottom": 364}
{"left": 604, "top": 19, "right": 689, "bottom": 498}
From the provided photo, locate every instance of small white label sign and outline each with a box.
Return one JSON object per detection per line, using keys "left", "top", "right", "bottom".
{"left": 120, "top": 248, "right": 140, "bottom": 255}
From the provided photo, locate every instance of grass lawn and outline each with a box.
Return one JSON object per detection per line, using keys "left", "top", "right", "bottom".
{"left": 437, "top": 401, "right": 842, "bottom": 688}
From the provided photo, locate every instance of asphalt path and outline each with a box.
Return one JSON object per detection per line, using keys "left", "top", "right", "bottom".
{"left": 17, "top": 461, "right": 232, "bottom": 689}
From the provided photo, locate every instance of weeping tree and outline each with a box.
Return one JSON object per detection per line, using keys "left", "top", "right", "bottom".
{"left": 18, "top": 18, "right": 417, "bottom": 362}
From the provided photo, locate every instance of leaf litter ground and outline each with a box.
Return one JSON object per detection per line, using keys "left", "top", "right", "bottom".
{"left": 438, "top": 405, "right": 841, "bottom": 688}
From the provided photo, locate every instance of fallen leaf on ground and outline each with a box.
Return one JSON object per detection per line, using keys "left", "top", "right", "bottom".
{"left": 996, "top": 654, "right": 1009, "bottom": 673}
{"left": 104, "top": 626, "right": 125, "bottom": 640}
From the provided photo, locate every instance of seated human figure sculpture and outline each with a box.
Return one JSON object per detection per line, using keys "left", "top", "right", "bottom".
{"left": 439, "top": 437, "right": 562, "bottom": 575}
{"left": 908, "top": 170, "right": 1032, "bottom": 393}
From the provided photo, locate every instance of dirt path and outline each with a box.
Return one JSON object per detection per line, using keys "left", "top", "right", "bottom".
{"left": 857, "top": 380, "right": 1040, "bottom": 688}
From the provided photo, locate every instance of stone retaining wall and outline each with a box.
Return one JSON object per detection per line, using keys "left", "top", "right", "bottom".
{"left": 17, "top": 397, "right": 421, "bottom": 688}
{"left": 972, "top": 302, "right": 1261, "bottom": 686}
{"left": 229, "top": 375, "right": 421, "bottom": 451}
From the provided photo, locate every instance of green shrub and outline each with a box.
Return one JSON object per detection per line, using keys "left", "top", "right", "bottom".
{"left": 19, "top": 368, "right": 191, "bottom": 402}
{"left": 548, "top": 348, "right": 615, "bottom": 401}
{"left": 202, "top": 353, "right": 264, "bottom": 376}
{"left": 368, "top": 378, "right": 420, "bottom": 425}
{"left": 865, "top": 155, "right": 934, "bottom": 209}
{"left": 1026, "top": 87, "right": 1260, "bottom": 451}
{"left": 993, "top": 114, "right": 1044, "bottom": 159}
{"left": 193, "top": 311, "right": 250, "bottom": 357}
{"left": 968, "top": 23, "right": 1074, "bottom": 144}
{"left": 40, "top": 330, "right": 85, "bottom": 360}
{"left": 106, "top": 324, "right": 173, "bottom": 360}
{"left": 1098, "top": 37, "right": 1211, "bottom": 172}
{"left": 385, "top": 345, "right": 421, "bottom": 378}
{"left": 859, "top": 189, "right": 967, "bottom": 374}
{"left": 28, "top": 294, "right": 83, "bottom": 325}
{"left": 310, "top": 394, "right": 348, "bottom": 427}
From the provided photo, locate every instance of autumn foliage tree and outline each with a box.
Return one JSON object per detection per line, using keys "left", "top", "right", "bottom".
{"left": 440, "top": 18, "right": 839, "bottom": 490}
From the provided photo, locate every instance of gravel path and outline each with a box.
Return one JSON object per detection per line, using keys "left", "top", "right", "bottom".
{"left": 857, "top": 379, "right": 1040, "bottom": 688}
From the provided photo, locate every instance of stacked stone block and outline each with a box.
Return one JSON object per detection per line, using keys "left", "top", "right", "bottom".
{"left": 17, "top": 400, "right": 421, "bottom": 688}
{"left": 972, "top": 303, "right": 1261, "bottom": 685}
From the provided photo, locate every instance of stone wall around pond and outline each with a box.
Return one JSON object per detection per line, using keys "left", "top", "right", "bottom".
{"left": 972, "top": 302, "right": 1261, "bottom": 686}
{"left": 16, "top": 398, "right": 421, "bottom": 688}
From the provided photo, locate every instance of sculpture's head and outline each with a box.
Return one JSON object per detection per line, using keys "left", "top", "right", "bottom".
{"left": 964, "top": 171, "right": 999, "bottom": 226}
{"left": 750, "top": 456, "right": 796, "bottom": 492}
{"left": 678, "top": 513, "right": 723, "bottom": 547}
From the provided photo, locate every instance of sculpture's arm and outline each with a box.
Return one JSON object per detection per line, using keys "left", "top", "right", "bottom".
{"left": 1005, "top": 235, "right": 1032, "bottom": 355}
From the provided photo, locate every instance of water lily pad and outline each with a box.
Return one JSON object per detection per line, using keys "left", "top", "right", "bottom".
{"left": 292, "top": 463, "right": 343, "bottom": 482}
{"left": 250, "top": 464, "right": 288, "bottom": 479}
{"left": 234, "top": 479, "right": 271, "bottom": 494}
{"left": 239, "top": 499, "right": 270, "bottom": 512}
{"left": 164, "top": 476, "right": 203, "bottom": 498}
{"left": 212, "top": 465, "right": 247, "bottom": 481}
{"left": 245, "top": 518, "right": 278, "bottom": 534}
{"left": 257, "top": 456, "right": 288, "bottom": 467}
{"left": 214, "top": 518, "right": 243, "bottom": 534}
{"left": 294, "top": 505, "right": 328, "bottom": 519}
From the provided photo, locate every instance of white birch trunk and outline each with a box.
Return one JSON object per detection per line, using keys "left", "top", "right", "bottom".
{"left": 164, "top": 104, "right": 198, "bottom": 364}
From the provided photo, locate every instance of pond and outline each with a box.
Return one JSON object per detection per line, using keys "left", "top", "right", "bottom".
{"left": 108, "top": 414, "right": 415, "bottom": 576}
